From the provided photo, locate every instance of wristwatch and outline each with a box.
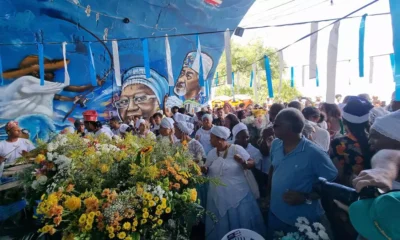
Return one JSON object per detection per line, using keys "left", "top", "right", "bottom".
{"left": 304, "top": 193, "right": 312, "bottom": 205}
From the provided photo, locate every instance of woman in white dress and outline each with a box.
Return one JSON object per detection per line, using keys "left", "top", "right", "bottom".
{"left": 195, "top": 114, "right": 213, "bottom": 154}
{"left": 157, "top": 117, "right": 176, "bottom": 144}
{"left": 174, "top": 121, "right": 206, "bottom": 164}
{"left": 203, "top": 126, "right": 266, "bottom": 240}
{"left": 137, "top": 119, "right": 156, "bottom": 140}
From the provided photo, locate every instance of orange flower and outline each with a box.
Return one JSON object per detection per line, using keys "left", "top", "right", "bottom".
{"left": 140, "top": 146, "right": 153, "bottom": 154}
{"left": 175, "top": 175, "right": 182, "bottom": 181}
{"left": 54, "top": 216, "right": 62, "bottom": 226}
{"left": 181, "top": 178, "right": 188, "bottom": 185}
{"left": 84, "top": 196, "right": 99, "bottom": 212}
{"left": 102, "top": 188, "right": 111, "bottom": 197}
{"left": 336, "top": 144, "right": 346, "bottom": 155}
{"left": 49, "top": 205, "right": 64, "bottom": 217}
{"left": 66, "top": 184, "right": 75, "bottom": 192}
{"left": 160, "top": 169, "right": 167, "bottom": 176}
{"left": 173, "top": 183, "right": 181, "bottom": 190}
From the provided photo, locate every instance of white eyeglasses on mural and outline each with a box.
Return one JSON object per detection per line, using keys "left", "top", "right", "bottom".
{"left": 114, "top": 95, "right": 157, "bottom": 109}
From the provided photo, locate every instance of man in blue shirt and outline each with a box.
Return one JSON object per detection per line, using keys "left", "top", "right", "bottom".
{"left": 267, "top": 108, "right": 338, "bottom": 238}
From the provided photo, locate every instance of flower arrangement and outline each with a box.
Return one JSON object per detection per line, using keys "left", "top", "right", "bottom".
{"left": 17, "top": 133, "right": 213, "bottom": 239}
{"left": 274, "top": 217, "right": 330, "bottom": 240}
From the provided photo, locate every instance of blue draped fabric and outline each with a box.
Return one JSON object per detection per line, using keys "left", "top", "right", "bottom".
{"left": 264, "top": 56, "right": 274, "bottom": 98}
{"left": 141, "top": 38, "right": 151, "bottom": 79}
{"left": 87, "top": 42, "right": 97, "bottom": 86}
{"left": 250, "top": 70, "right": 254, "bottom": 87}
{"left": 38, "top": 43, "right": 45, "bottom": 86}
{"left": 232, "top": 72, "right": 235, "bottom": 87}
{"left": 316, "top": 66, "right": 320, "bottom": 87}
{"left": 197, "top": 35, "right": 205, "bottom": 88}
{"left": 358, "top": 14, "right": 368, "bottom": 78}
{"left": 389, "top": 0, "right": 400, "bottom": 100}
{"left": 290, "top": 67, "right": 294, "bottom": 88}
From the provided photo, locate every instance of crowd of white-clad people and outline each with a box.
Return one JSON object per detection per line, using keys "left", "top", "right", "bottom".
{"left": 1, "top": 92, "right": 400, "bottom": 240}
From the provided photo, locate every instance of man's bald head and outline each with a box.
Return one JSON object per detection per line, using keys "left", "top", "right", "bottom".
{"left": 275, "top": 108, "right": 305, "bottom": 134}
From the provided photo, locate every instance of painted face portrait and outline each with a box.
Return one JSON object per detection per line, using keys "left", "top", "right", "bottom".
{"left": 174, "top": 51, "right": 213, "bottom": 100}
{"left": 115, "top": 67, "right": 168, "bottom": 122}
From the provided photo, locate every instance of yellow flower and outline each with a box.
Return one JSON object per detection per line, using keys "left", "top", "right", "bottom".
{"left": 154, "top": 197, "right": 159, "bottom": 202}
{"left": 123, "top": 222, "right": 131, "bottom": 230}
{"left": 66, "top": 184, "right": 74, "bottom": 192}
{"left": 161, "top": 198, "right": 167, "bottom": 204}
{"left": 165, "top": 207, "right": 171, "bottom": 213}
{"left": 64, "top": 195, "right": 81, "bottom": 211}
{"left": 108, "top": 226, "right": 115, "bottom": 233}
{"left": 84, "top": 224, "right": 92, "bottom": 231}
{"left": 86, "top": 217, "right": 94, "bottom": 225}
{"left": 88, "top": 211, "right": 96, "bottom": 219}
{"left": 157, "top": 219, "right": 163, "bottom": 225}
{"left": 95, "top": 211, "right": 101, "bottom": 216}
{"left": 79, "top": 214, "right": 87, "bottom": 224}
{"left": 143, "top": 212, "right": 149, "bottom": 219}
{"left": 100, "top": 164, "right": 109, "bottom": 173}
{"left": 143, "top": 208, "right": 148, "bottom": 212}
{"left": 117, "top": 226, "right": 121, "bottom": 231}
{"left": 189, "top": 189, "right": 198, "bottom": 202}
{"left": 133, "top": 220, "right": 138, "bottom": 227}
{"left": 117, "top": 231, "right": 126, "bottom": 239}
{"left": 35, "top": 154, "right": 46, "bottom": 164}
{"left": 109, "top": 233, "right": 115, "bottom": 239}
{"left": 149, "top": 200, "right": 156, "bottom": 207}
{"left": 149, "top": 215, "right": 153, "bottom": 219}
{"left": 62, "top": 233, "right": 74, "bottom": 240}
{"left": 155, "top": 210, "right": 162, "bottom": 216}
{"left": 156, "top": 205, "right": 162, "bottom": 211}
{"left": 141, "top": 219, "right": 147, "bottom": 225}
{"left": 126, "top": 237, "right": 133, "bottom": 240}
{"left": 161, "top": 203, "right": 167, "bottom": 209}
{"left": 143, "top": 165, "right": 159, "bottom": 180}
{"left": 130, "top": 163, "right": 140, "bottom": 175}
{"left": 132, "top": 227, "right": 137, "bottom": 232}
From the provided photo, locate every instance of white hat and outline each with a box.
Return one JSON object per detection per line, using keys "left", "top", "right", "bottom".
{"left": 211, "top": 126, "right": 231, "bottom": 140}
{"left": 232, "top": 122, "right": 248, "bottom": 140}
{"left": 182, "top": 51, "right": 214, "bottom": 78}
{"left": 135, "top": 119, "right": 146, "bottom": 129}
{"left": 369, "top": 107, "right": 390, "bottom": 125}
{"left": 174, "top": 112, "right": 192, "bottom": 122}
{"left": 160, "top": 117, "right": 174, "bottom": 129}
{"left": 202, "top": 114, "right": 213, "bottom": 121}
{"left": 176, "top": 121, "right": 194, "bottom": 135}
{"left": 119, "top": 124, "right": 130, "bottom": 134}
{"left": 371, "top": 110, "right": 400, "bottom": 142}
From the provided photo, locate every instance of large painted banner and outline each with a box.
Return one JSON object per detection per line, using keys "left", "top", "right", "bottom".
{"left": 0, "top": 0, "right": 254, "bottom": 142}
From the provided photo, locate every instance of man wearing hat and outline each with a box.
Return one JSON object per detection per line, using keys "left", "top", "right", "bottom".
{"left": 0, "top": 55, "right": 103, "bottom": 119}
{"left": 174, "top": 51, "right": 213, "bottom": 101}
{"left": 83, "top": 110, "right": 113, "bottom": 139}
{"left": 113, "top": 67, "right": 168, "bottom": 122}
{"left": 0, "top": 121, "right": 35, "bottom": 167}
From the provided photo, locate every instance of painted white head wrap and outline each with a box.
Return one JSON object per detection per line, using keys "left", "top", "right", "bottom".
{"left": 202, "top": 114, "right": 213, "bottom": 121}
{"left": 160, "top": 117, "right": 174, "bottom": 129}
{"left": 371, "top": 110, "right": 400, "bottom": 142}
{"left": 232, "top": 122, "right": 248, "bottom": 140}
{"left": 369, "top": 107, "right": 390, "bottom": 125}
{"left": 119, "top": 124, "right": 130, "bottom": 134}
{"left": 211, "top": 126, "right": 231, "bottom": 140}
{"left": 135, "top": 119, "right": 146, "bottom": 129}
{"left": 182, "top": 51, "right": 214, "bottom": 78}
{"left": 176, "top": 121, "right": 194, "bottom": 136}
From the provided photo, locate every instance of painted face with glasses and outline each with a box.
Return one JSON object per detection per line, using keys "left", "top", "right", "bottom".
{"left": 115, "top": 84, "right": 159, "bottom": 121}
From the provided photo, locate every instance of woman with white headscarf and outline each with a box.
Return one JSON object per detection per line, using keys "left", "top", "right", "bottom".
{"left": 157, "top": 117, "right": 176, "bottom": 144}
{"left": 195, "top": 114, "right": 214, "bottom": 154}
{"left": 203, "top": 126, "right": 266, "bottom": 239}
{"left": 175, "top": 121, "right": 206, "bottom": 163}
{"left": 137, "top": 119, "right": 156, "bottom": 140}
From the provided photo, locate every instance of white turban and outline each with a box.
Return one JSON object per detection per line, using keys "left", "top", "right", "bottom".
{"left": 174, "top": 112, "right": 192, "bottom": 122}
{"left": 160, "top": 117, "right": 174, "bottom": 129}
{"left": 232, "top": 122, "right": 248, "bottom": 140}
{"left": 135, "top": 119, "right": 146, "bottom": 129}
{"left": 182, "top": 51, "right": 214, "bottom": 78}
{"left": 211, "top": 126, "right": 231, "bottom": 140}
{"left": 202, "top": 114, "right": 213, "bottom": 121}
{"left": 119, "top": 124, "right": 130, "bottom": 134}
{"left": 369, "top": 107, "right": 390, "bottom": 125}
{"left": 176, "top": 121, "right": 194, "bottom": 135}
{"left": 371, "top": 110, "right": 400, "bottom": 142}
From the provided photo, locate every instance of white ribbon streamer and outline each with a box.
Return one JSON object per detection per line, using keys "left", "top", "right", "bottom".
{"left": 112, "top": 40, "right": 121, "bottom": 86}
{"left": 62, "top": 42, "right": 70, "bottom": 86}
{"left": 224, "top": 29, "right": 233, "bottom": 85}
{"left": 369, "top": 56, "right": 374, "bottom": 83}
{"left": 309, "top": 22, "right": 319, "bottom": 79}
{"left": 165, "top": 35, "right": 174, "bottom": 86}
{"left": 302, "top": 65, "right": 306, "bottom": 87}
{"left": 252, "top": 63, "right": 258, "bottom": 101}
{"left": 326, "top": 22, "right": 341, "bottom": 103}
{"left": 278, "top": 51, "right": 284, "bottom": 96}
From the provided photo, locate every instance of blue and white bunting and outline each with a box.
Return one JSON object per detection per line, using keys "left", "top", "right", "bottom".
{"left": 358, "top": 14, "right": 368, "bottom": 78}
{"left": 250, "top": 69, "right": 254, "bottom": 88}
{"left": 165, "top": 35, "right": 174, "bottom": 87}
{"left": 309, "top": 22, "right": 318, "bottom": 79}
{"left": 112, "top": 40, "right": 121, "bottom": 87}
{"left": 87, "top": 42, "right": 97, "bottom": 86}
{"left": 196, "top": 35, "right": 204, "bottom": 87}
{"left": 38, "top": 43, "right": 45, "bottom": 86}
{"left": 290, "top": 67, "right": 294, "bottom": 88}
{"left": 264, "top": 55, "right": 274, "bottom": 98}
{"left": 225, "top": 29, "right": 233, "bottom": 85}
{"left": 62, "top": 42, "right": 70, "bottom": 86}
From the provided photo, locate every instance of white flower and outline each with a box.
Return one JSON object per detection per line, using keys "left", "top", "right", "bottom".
{"left": 31, "top": 180, "right": 39, "bottom": 189}
{"left": 37, "top": 175, "right": 48, "bottom": 185}
{"left": 305, "top": 231, "right": 319, "bottom": 240}
{"left": 297, "top": 224, "right": 312, "bottom": 233}
{"left": 46, "top": 152, "right": 53, "bottom": 161}
{"left": 313, "top": 222, "right": 326, "bottom": 232}
{"left": 47, "top": 142, "right": 58, "bottom": 152}
{"left": 296, "top": 217, "right": 310, "bottom": 225}
{"left": 318, "top": 230, "right": 330, "bottom": 240}
{"left": 83, "top": 138, "right": 90, "bottom": 144}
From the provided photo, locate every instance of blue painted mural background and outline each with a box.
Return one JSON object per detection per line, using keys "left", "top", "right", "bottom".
{"left": 0, "top": 0, "right": 254, "bottom": 142}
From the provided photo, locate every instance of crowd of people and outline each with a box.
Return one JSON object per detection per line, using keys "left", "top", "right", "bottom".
{"left": 1, "top": 92, "right": 399, "bottom": 240}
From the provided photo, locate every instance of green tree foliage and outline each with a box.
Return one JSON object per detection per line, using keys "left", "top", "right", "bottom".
{"left": 213, "top": 39, "right": 301, "bottom": 103}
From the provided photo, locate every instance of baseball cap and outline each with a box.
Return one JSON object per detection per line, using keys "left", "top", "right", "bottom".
{"left": 349, "top": 191, "right": 400, "bottom": 240}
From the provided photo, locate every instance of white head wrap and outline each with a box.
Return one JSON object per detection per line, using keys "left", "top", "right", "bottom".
{"left": 182, "top": 51, "right": 214, "bottom": 78}
{"left": 202, "top": 114, "right": 213, "bottom": 121}
{"left": 160, "top": 117, "right": 174, "bottom": 129}
{"left": 176, "top": 121, "right": 194, "bottom": 135}
{"left": 135, "top": 119, "right": 146, "bottom": 129}
{"left": 369, "top": 107, "right": 390, "bottom": 125}
{"left": 371, "top": 110, "right": 400, "bottom": 142}
{"left": 119, "top": 124, "right": 130, "bottom": 134}
{"left": 232, "top": 122, "right": 248, "bottom": 140}
{"left": 210, "top": 126, "right": 231, "bottom": 140}
{"left": 174, "top": 112, "right": 192, "bottom": 122}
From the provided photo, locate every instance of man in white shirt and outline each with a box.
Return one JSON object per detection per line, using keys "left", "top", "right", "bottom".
{"left": 0, "top": 121, "right": 35, "bottom": 168}
{"left": 109, "top": 117, "right": 122, "bottom": 136}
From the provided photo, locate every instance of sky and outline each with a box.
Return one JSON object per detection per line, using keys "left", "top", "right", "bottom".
{"left": 231, "top": 0, "right": 394, "bottom": 103}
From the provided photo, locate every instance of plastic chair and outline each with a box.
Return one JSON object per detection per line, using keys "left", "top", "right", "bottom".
{"left": 221, "top": 229, "right": 265, "bottom": 240}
